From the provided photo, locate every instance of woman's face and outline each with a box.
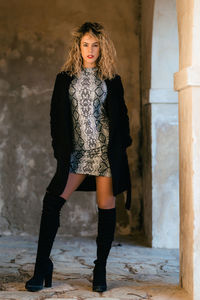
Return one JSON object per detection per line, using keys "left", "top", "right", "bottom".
{"left": 80, "top": 33, "right": 100, "bottom": 68}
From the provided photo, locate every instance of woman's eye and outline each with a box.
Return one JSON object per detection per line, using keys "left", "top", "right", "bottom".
{"left": 82, "top": 44, "right": 99, "bottom": 48}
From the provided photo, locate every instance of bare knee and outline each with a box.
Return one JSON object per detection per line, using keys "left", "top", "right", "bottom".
{"left": 98, "top": 196, "right": 116, "bottom": 209}
{"left": 60, "top": 173, "right": 87, "bottom": 201}
{"left": 95, "top": 176, "right": 115, "bottom": 209}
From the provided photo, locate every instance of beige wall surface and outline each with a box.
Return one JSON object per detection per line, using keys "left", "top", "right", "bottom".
{"left": 0, "top": 0, "right": 141, "bottom": 236}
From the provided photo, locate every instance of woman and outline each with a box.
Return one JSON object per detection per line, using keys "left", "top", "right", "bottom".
{"left": 25, "top": 21, "right": 132, "bottom": 293}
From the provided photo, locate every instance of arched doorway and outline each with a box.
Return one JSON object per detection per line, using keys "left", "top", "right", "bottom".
{"left": 142, "top": 0, "right": 200, "bottom": 298}
{"left": 141, "top": 0, "right": 179, "bottom": 248}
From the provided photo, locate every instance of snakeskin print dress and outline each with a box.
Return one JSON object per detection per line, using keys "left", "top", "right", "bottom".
{"left": 68, "top": 66, "right": 112, "bottom": 177}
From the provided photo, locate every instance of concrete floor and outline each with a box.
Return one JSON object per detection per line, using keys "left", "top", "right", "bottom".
{"left": 0, "top": 234, "right": 190, "bottom": 300}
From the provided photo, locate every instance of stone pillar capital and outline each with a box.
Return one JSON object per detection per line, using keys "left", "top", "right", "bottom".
{"left": 174, "top": 66, "right": 200, "bottom": 91}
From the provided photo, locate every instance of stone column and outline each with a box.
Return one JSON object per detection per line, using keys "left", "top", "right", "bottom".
{"left": 174, "top": 0, "right": 200, "bottom": 298}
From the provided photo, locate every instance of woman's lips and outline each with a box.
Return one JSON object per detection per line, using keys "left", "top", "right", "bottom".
{"left": 87, "top": 55, "right": 94, "bottom": 58}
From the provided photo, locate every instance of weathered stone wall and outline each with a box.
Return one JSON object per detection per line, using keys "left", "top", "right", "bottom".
{"left": 0, "top": 0, "right": 141, "bottom": 236}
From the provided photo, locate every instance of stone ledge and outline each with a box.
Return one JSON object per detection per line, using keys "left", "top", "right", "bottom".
{"left": 174, "top": 66, "right": 200, "bottom": 91}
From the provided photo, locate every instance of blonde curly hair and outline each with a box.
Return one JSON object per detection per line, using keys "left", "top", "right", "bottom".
{"left": 60, "top": 22, "right": 118, "bottom": 80}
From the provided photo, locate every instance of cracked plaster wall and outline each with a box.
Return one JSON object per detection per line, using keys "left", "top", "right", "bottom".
{"left": 0, "top": 0, "right": 141, "bottom": 236}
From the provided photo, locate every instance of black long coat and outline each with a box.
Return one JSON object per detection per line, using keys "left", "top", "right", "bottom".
{"left": 46, "top": 71, "right": 133, "bottom": 210}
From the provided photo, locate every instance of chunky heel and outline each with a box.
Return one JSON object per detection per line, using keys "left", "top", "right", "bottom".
{"left": 25, "top": 259, "right": 53, "bottom": 292}
{"left": 92, "top": 262, "right": 107, "bottom": 292}
{"left": 44, "top": 268, "right": 53, "bottom": 287}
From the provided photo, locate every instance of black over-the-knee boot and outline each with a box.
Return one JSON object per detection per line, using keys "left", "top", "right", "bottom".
{"left": 92, "top": 207, "right": 116, "bottom": 292}
{"left": 25, "top": 191, "right": 66, "bottom": 292}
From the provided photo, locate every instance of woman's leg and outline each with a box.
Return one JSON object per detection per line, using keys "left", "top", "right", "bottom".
{"left": 59, "top": 173, "right": 87, "bottom": 200}
{"left": 25, "top": 172, "right": 87, "bottom": 292}
{"left": 95, "top": 176, "right": 116, "bottom": 208}
{"left": 92, "top": 176, "right": 116, "bottom": 292}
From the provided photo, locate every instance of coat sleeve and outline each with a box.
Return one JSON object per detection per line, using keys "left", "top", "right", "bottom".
{"left": 50, "top": 73, "right": 61, "bottom": 159}
{"left": 116, "top": 75, "right": 133, "bottom": 148}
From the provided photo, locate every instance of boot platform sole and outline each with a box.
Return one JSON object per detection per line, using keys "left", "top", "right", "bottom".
{"left": 93, "top": 284, "right": 107, "bottom": 292}
{"left": 25, "top": 283, "right": 52, "bottom": 292}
